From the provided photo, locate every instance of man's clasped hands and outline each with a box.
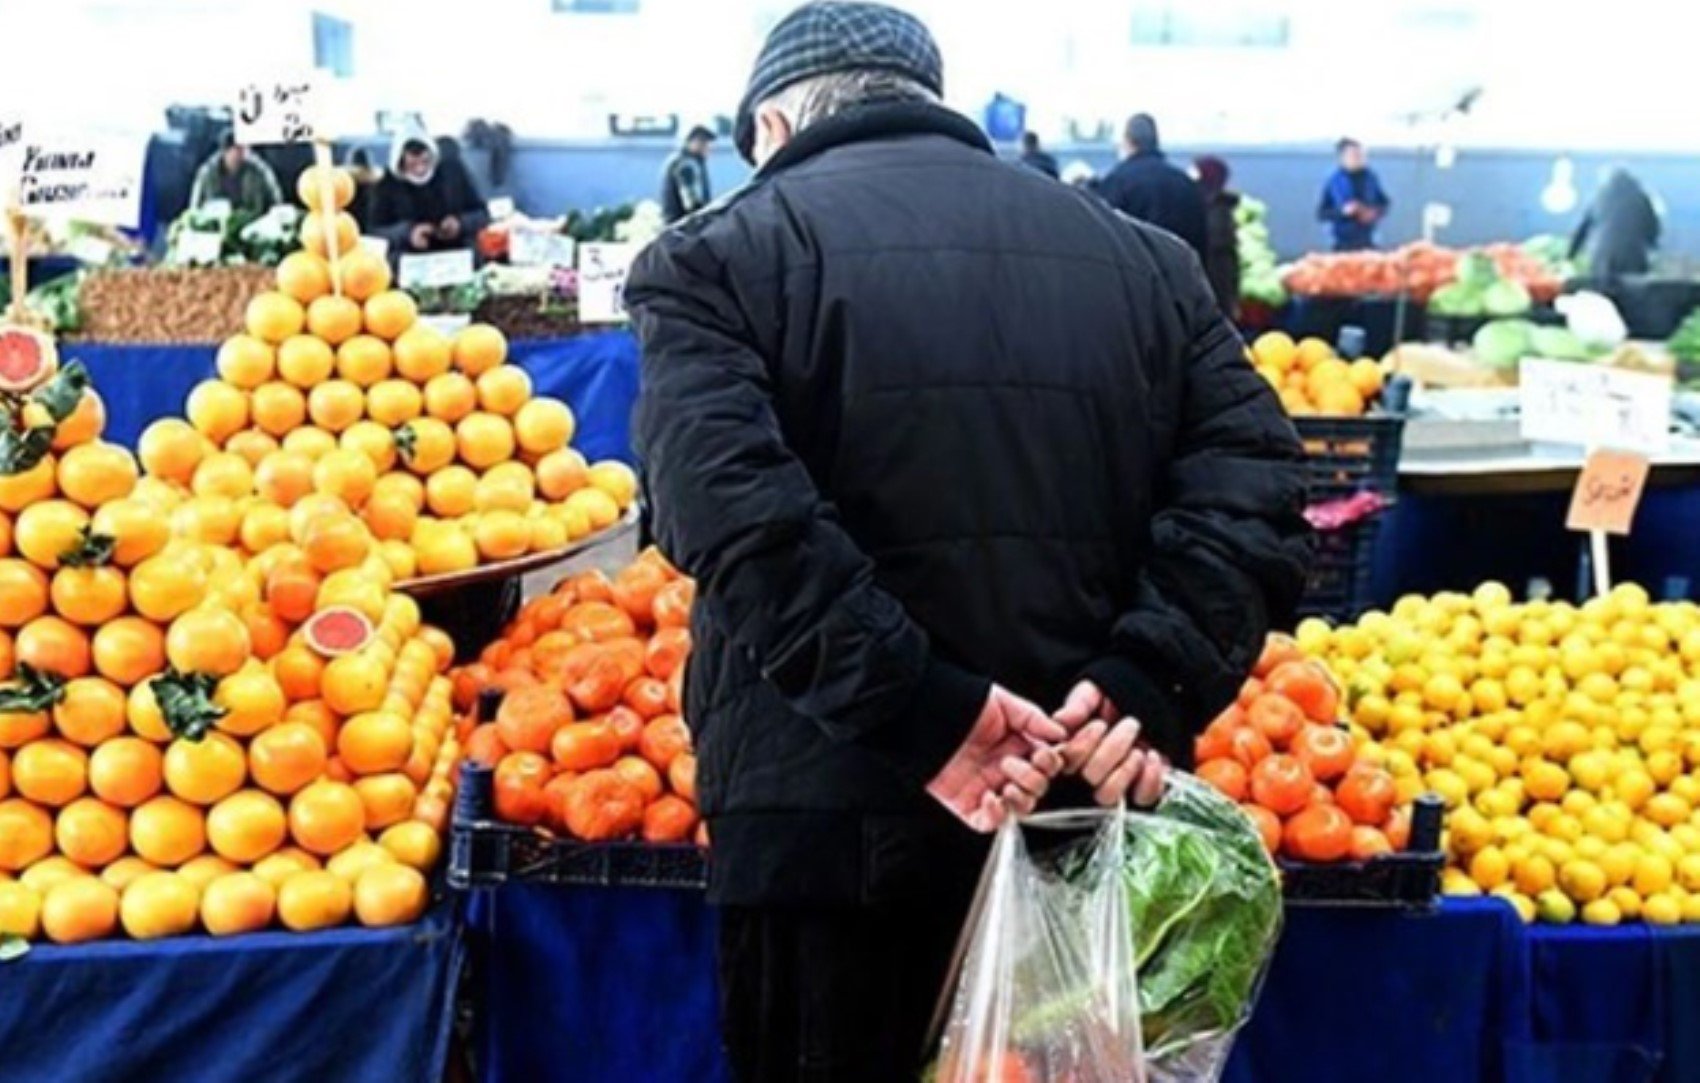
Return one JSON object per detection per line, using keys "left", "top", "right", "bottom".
{"left": 926, "top": 682, "right": 1169, "bottom": 833}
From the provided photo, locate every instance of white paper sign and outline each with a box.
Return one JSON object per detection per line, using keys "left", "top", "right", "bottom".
{"left": 398, "top": 249, "right": 475, "bottom": 290}
{"left": 510, "top": 229, "right": 576, "bottom": 269}
{"left": 176, "top": 230, "right": 224, "bottom": 265}
{"left": 11, "top": 135, "right": 145, "bottom": 228}
{"left": 487, "top": 196, "right": 515, "bottom": 220}
{"left": 1520, "top": 358, "right": 1672, "bottom": 453}
{"left": 359, "top": 235, "right": 390, "bottom": 259}
{"left": 578, "top": 242, "right": 639, "bottom": 324}
{"left": 420, "top": 313, "right": 472, "bottom": 337}
{"left": 235, "top": 77, "right": 319, "bottom": 145}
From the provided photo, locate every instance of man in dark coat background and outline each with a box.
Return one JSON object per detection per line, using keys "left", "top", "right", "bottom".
{"left": 1094, "top": 112, "right": 1209, "bottom": 260}
{"left": 628, "top": 4, "right": 1311, "bottom": 1080}
{"left": 660, "top": 125, "right": 717, "bottom": 223}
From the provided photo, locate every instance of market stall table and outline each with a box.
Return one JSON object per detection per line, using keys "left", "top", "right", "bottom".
{"left": 0, "top": 898, "right": 463, "bottom": 1083}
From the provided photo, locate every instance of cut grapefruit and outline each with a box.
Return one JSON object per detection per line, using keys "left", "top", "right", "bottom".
{"left": 0, "top": 325, "right": 59, "bottom": 393}
{"left": 303, "top": 606, "right": 375, "bottom": 658}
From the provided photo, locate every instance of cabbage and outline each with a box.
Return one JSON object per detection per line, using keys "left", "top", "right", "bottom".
{"left": 1473, "top": 319, "right": 1535, "bottom": 369}
{"left": 1429, "top": 282, "right": 1485, "bottom": 318}
{"left": 1483, "top": 279, "right": 1533, "bottom": 318}
{"left": 1529, "top": 325, "right": 1589, "bottom": 362}
{"left": 1456, "top": 252, "right": 1499, "bottom": 290}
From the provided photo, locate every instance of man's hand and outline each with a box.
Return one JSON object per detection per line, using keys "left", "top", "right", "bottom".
{"left": 927, "top": 685, "right": 1068, "bottom": 833}
{"left": 408, "top": 222, "right": 436, "bottom": 250}
{"left": 438, "top": 215, "right": 462, "bottom": 240}
{"left": 1342, "top": 199, "right": 1363, "bottom": 218}
{"left": 1053, "top": 680, "right": 1168, "bottom": 808}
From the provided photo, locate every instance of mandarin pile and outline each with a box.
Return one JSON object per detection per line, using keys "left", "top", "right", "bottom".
{"left": 138, "top": 165, "right": 637, "bottom": 586}
{"left": 454, "top": 549, "right": 701, "bottom": 845}
{"left": 1299, "top": 582, "right": 1700, "bottom": 925}
{"left": 1247, "top": 332, "right": 1385, "bottom": 417}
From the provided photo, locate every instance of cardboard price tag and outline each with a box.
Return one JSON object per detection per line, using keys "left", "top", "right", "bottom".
{"left": 11, "top": 134, "right": 145, "bottom": 228}
{"left": 398, "top": 249, "right": 475, "bottom": 290}
{"left": 578, "top": 242, "right": 639, "bottom": 324}
{"left": 1567, "top": 449, "right": 1649, "bottom": 537}
{"left": 235, "top": 77, "right": 319, "bottom": 146}
{"left": 1520, "top": 358, "right": 1672, "bottom": 453}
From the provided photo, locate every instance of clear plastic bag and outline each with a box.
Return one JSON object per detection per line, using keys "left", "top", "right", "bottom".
{"left": 928, "top": 776, "right": 1283, "bottom": 1083}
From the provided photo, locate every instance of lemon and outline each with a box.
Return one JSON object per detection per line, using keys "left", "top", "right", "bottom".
{"left": 1601, "top": 843, "right": 1641, "bottom": 887}
{"left": 1468, "top": 847, "right": 1510, "bottom": 891}
{"left": 1559, "top": 859, "right": 1608, "bottom": 903}
{"left": 1614, "top": 769, "right": 1656, "bottom": 811}
{"left": 1536, "top": 889, "right": 1577, "bottom": 923}
{"left": 1581, "top": 898, "right": 1623, "bottom": 925}
{"left": 1646, "top": 792, "right": 1691, "bottom": 829}
{"left": 1513, "top": 854, "right": 1557, "bottom": 896}
{"left": 1644, "top": 892, "right": 1683, "bottom": 925}
{"left": 1441, "top": 868, "right": 1482, "bottom": 896}
{"left": 1634, "top": 853, "right": 1675, "bottom": 896}
{"left": 1449, "top": 807, "right": 1493, "bottom": 856}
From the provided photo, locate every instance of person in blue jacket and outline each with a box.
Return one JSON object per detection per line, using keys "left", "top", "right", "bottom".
{"left": 1318, "top": 137, "right": 1390, "bottom": 250}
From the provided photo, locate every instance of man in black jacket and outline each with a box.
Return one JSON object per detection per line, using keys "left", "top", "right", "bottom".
{"left": 628, "top": 4, "right": 1310, "bottom": 1080}
{"left": 1095, "top": 112, "right": 1209, "bottom": 260}
{"left": 660, "top": 126, "right": 717, "bottom": 223}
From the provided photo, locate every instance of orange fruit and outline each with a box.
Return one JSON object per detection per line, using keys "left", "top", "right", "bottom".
{"left": 213, "top": 666, "right": 287, "bottom": 737}
{"left": 126, "top": 679, "right": 170, "bottom": 742}
{"left": 308, "top": 379, "right": 366, "bottom": 433}
{"left": 366, "top": 379, "right": 424, "bottom": 427}
{"left": 398, "top": 418, "right": 456, "bottom": 475}
{"left": 338, "top": 711, "right": 412, "bottom": 775}
{"left": 17, "top": 616, "right": 92, "bottom": 679}
{"left": 377, "top": 540, "right": 417, "bottom": 581}
{"left": 170, "top": 496, "right": 241, "bottom": 548}
{"left": 239, "top": 502, "right": 292, "bottom": 555}
{"left": 363, "top": 291, "right": 418, "bottom": 341}
{"left": 15, "top": 500, "right": 90, "bottom": 570}
{"left": 353, "top": 772, "right": 417, "bottom": 829}
{"left": 529, "top": 516, "right": 568, "bottom": 553}
{"left": 138, "top": 418, "right": 206, "bottom": 484}
{"left": 514, "top": 398, "right": 574, "bottom": 455}
{"left": 423, "top": 466, "right": 477, "bottom": 518}
{"left": 163, "top": 732, "right": 246, "bottom": 806}
{"left": 288, "top": 780, "right": 366, "bottom": 855}
{"left": 216, "top": 334, "right": 277, "bottom": 389}
{"left": 423, "top": 371, "right": 478, "bottom": 423}
{"left": 306, "top": 294, "right": 363, "bottom": 346}
{"left": 41, "top": 876, "right": 119, "bottom": 943}
{"left": 301, "top": 211, "right": 360, "bottom": 262}
{"left": 166, "top": 607, "right": 251, "bottom": 677}
{"left": 322, "top": 653, "right": 388, "bottom": 716}
{"left": 52, "top": 676, "right": 127, "bottom": 746}
{"left": 473, "top": 472, "right": 531, "bottom": 514}
{"left": 88, "top": 736, "right": 163, "bottom": 808}
{"left": 295, "top": 165, "right": 355, "bottom": 210}
{"left": 191, "top": 450, "right": 254, "bottom": 500}
{"left": 456, "top": 412, "right": 515, "bottom": 470}
{"left": 249, "top": 721, "right": 328, "bottom": 795}
{"left": 89, "top": 499, "right": 169, "bottom": 567}
{"left": 277, "top": 868, "right": 352, "bottom": 930}
{"left": 129, "top": 551, "right": 209, "bottom": 623}
{"left": 301, "top": 514, "right": 371, "bottom": 574}
{"left": 362, "top": 492, "right": 418, "bottom": 542}
{"left": 57, "top": 441, "right": 138, "bottom": 508}
{"left": 246, "top": 291, "right": 307, "bottom": 344}
{"left": 0, "top": 798, "right": 52, "bottom": 870}
{"left": 378, "top": 820, "right": 441, "bottom": 872}
{"left": 0, "top": 455, "right": 56, "bottom": 514}
{"left": 473, "top": 510, "right": 530, "bottom": 561}
{"left": 253, "top": 451, "right": 313, "bottom": 508}
{"left": 284, "top": 700, "right": 339, "bottom": 748}
{"left": 452, "top": 324, "right": 507, "bottom": 376}
{"left": 277, "top": 335, "right": 336, "bottom": 389}
{"left": 0, "top": 878, "right": 41, "bottom": 938}
{"left": 275, "top": 251, "right": 333, "bottom": 304}
{"left": 312, "top": 448, "right": 378, "bottom": 508}
{"left": 353, "top": 863, "right": 427, "bottom": 927}
{"left": 99, "top": 855, "right": 157, "bottom": 892}
{"left": 129, "top": 795, "right": 206, "bottom": 866}
{"left": 90, "top": 617, "right": 167, "bottom": 687}
{"left": 206, "top": 790, "right": 287, "bottom": 863}
{"left": 51, "top": 564, "right": 127, "bottom": 626}
{"left": 55, "top": 795, "right": 128, "bottom": 866}
{"left": 393, "top": 327, "right": 453, "bottom": 383}
{"left": 338, "top": 248, "right": 393, "bottom": 303}
{"left": 178, "top": 852, "right": 239, "bottom": 892}
{"left": 588, "top": 461, "right": 638, "bottom": 507}
{"left": 251, "top": 380, "right": 308, "bottom": 436}
{"left": 271, "top": 645, "right": 327, "bottom": 702}
{"left": 475, "top": 366, "right": 531, "bottom": 416}
{"left": 340, "top": 421, "right": 398, "bottom": 474}
{"left": 282, "top": 426, "right": 337, "bottom": 460}
{"left": 200, "top": 871, "right": 277, "bottom": 935}
{"left": 119, "top": 870, "right": 200, "bottom": 940}
{"left": 251, "top": 846, "right": 320, "bottom": 888}
{"left": 336, "top": 334, "right": 394, "bottom": 387}
{"left": 0, "top": 559, "right": 48, "bottom": 628}
{"left": 289, "top": 494, "right": 351, "bottom": 544}
{"left": 50, "top": 388, "right": 107, "bottom": 451}
{"left": 413, "top": 523, "right": 477, "bottom": 576}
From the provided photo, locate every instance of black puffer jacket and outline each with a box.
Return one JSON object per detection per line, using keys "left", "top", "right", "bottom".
{"left": 629, "top": 102, "right": 1310, "bottom": 906}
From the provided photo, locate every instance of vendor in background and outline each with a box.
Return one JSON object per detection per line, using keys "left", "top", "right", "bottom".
{"left": 1317, "top": 137, "right": 1390, "bottom": 251}
{"left": 1094, "top": 113, "right": 1208, "bottom": 260}
{"left": 660, "top": 126, "right": 716, "bottom": 223}
{"left": 189, "top": 132, "right": 283, "bottom": 215}
{"left": 369, "top": 130, "right": 490, "bottom": 256}
{"left": 1018, "top": 131, "right": 1058, "bottom": 178}
{"left": 1192, "top": 155, "right": 1240, "bottom": 320}
{"left": 1570, "top": 168, "right": 1661, "bottom": 279}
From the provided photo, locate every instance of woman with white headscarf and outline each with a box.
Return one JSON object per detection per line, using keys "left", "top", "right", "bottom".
{"left": 368, "top": 124, "right": 490, "bottom": 256}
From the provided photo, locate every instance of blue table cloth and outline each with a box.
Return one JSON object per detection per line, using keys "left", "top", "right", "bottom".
{"left": 468, "top": 890, "right": 1700, "bottom": 1083}
{"left": 0, "top": 898, "right": 462, "bottom": 1083}
{"left": 67, "top": 331, "right": 642, "bottom": 465}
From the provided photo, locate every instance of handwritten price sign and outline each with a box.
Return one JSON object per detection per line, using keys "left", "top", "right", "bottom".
{"left": 578, "top": 242, "right": 639, "bottom": 324}
{"left": 235, "top": 78, "right": 319, "bottom": 146}
{"left": 1567, "top": 449, "right": 1650, "bottom": 536}
{"left": 1520, "top": 358, "right": 1672, "bottom": 454}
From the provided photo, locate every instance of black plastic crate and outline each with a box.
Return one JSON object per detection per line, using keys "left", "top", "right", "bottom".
{"left": 1280, "top": 794, "right": 1445, "bottom": 908}
{"left": 1293, "top": 413, "right": 1405, "bottom": 504}
{"left": 447, "top": 761, "right": 707, "bottom": 891}
{"left": 1298, "top": 517, "right": 1382, "bottom": 623}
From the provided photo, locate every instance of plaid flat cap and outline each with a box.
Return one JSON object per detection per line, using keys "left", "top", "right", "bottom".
{"left": 735, "top": 1, "right": 943, "bottom": 163}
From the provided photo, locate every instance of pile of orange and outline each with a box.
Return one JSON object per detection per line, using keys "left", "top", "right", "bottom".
{"left": 137, "top": 165, "right": 637, "bottom": 585}
{"left": 1248, "top": 332, "right": 1385, "bottom": 417}
{"left": 1193, "top": 635, "right": 1409, "bottom": 863}
{"left": 453, "top": 548, "right": 701, "bottom": 845}
{"left": 0, "top": 355, "right": 455, "bottom": 946}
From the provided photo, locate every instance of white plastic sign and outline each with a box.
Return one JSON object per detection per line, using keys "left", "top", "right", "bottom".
{"left": 1519, "top": 358, "right": 1671, "bottom": 454}
{"left": 510, "top": 229, "right": 576, "bottom": 269}
{"left": 578, "top": 242, "right": 638, "bottom": 324}
{"left": 11, "top": 135, "right": 145, "bottom": 228}
{"left": 235, "top": 78, "right": 319, "bottom": 146}
{"left": 398, "top": 249, "right": 475, "bottom": 290}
